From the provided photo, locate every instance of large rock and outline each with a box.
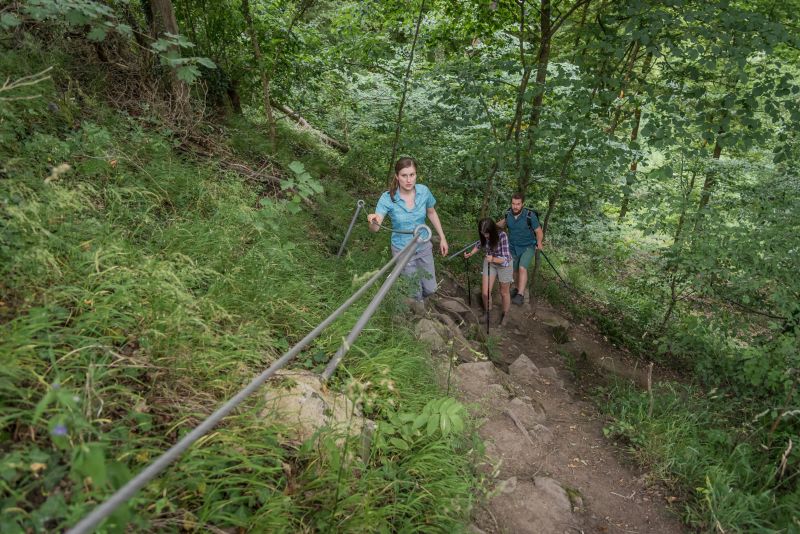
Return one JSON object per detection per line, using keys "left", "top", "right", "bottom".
{"left": 437, "top": 296, "right": 471, "bottom": 314}
{"left": 261, "top": 370, "right": 368, "bottom": 443}
{"left": 489, "top": 477, "right": 576, "bottom": 534}
{"left": 414, "top": 318, "right": 447, "bottom": 351}
{"left": 505, "top": 396, "right": 546, "bottom": 427}
{"left": 454, "top": 362, "right": 508, "bottom": 406}
{"left": 479, "top": 417, "right": 548, "bottom": 478}
{"left": 537, "top": 309, "right": 571, "bottom": 330}
{"left": 508, "top": 354, "right": 539, "bottom": 384}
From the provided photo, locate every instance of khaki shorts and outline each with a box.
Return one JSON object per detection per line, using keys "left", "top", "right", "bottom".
{"left": 482, "top": 258, "right": 513, "bottom": 284}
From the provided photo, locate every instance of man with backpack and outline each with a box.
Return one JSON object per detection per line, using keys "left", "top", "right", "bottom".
{"left": 497, "top": 193, "right": 543, "bottom": 305}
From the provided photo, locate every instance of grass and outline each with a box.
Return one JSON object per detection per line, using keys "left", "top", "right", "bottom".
{"left": 600, "top": 382, "right": 799, "bottom": 532}
{"left": 536, "top": 224, "right": 799, "bottom": 532}
{"left": 1, "top": 46, "right": 477, "bottom": 532}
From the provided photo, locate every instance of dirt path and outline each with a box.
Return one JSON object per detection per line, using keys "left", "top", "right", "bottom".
{"left": 420, "top": 280, "right": 685, "bottom": 534}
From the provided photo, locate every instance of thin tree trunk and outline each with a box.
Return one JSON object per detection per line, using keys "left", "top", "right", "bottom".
{"left": 149, "top": 0, "right": 190, "bottom": 111}
{"left": 518, "top": 0, "right": 552, "bottom": 195}
{"left": 694, "top": 132, "right": 724, "bottom": 229}
{"left": 618, "top": 106, "right": 641, "bottom": 221}
{"left": 480, "top": 161, "right": 499, "bottom": 218}
{"left": 618, "top": 52, "right": 653, "bottom": 221}
{"left": 241, "top": 0, "right": 276, "bottom": 147}
{"left": 387, "top": 0, "right": 426, "bottom": 179}
{"left": 607, "top": 39, "right": 640, "bottom": 135}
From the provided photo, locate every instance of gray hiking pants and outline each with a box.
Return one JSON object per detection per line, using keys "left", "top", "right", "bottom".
{"left": 391, "top": 241, "right": 437, "bottom": 301}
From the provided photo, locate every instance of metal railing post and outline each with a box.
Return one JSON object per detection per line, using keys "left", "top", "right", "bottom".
{"left": 322, "top": 224, "right": 431, "bottom": 380}
{"left": 337, "top": 199, "right": 365, "bottom": 258}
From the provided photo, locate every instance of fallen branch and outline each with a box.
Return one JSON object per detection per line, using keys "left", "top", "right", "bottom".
{"left": 274, "top": 102, "right": 349, "bottom": 153}
{"left": 0, "top": 66, "right": 53, "bottom": 101}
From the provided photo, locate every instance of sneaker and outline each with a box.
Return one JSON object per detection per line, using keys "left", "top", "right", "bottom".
{"left": 499, "top": 314, "right": 510, "bottom": 327}
{"left": 482, "top": 312, "right": 490, "bottom": 324}
{"left": 510, "top": 287, "right": 519, "bottom": 298}
{"left": 511, "top": 294, "right": 524, "bottom": 305}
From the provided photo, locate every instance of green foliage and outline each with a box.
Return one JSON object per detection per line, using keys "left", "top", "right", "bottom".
{"left": 0, "top": 53, "right": 476, "bottom": 532}
{"left": 281, "top": 160, "right": 324, "bottom": 213}
{"left": 601, "top": 382, "right": 800, "bottom": 532}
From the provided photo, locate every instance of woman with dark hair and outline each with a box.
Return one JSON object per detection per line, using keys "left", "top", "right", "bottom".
{"left": 367, "top": 157, "right": 449, "bottom": 301}
{"left": 464, "top": 218, "right": 512, "bottom": 326}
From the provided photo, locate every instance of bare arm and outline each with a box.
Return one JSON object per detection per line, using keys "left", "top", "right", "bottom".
{"left": 426, "top": 207, "right": 449, "bottom": 256}
{"left": 535, "top": 226, "right": 544, "bottom": 249}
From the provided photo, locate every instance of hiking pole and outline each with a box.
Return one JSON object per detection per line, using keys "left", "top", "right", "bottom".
{"left": 337, "top": 199, "right": 365, "bottom": 258}
{"left": 446, "top": 240, "right": 480, "bottom": 261}
{"left": 540, "top": 250, "right": 571, "bottom": 289}
{"left": 462, "top": 255, "right": 471, "bottom": 306}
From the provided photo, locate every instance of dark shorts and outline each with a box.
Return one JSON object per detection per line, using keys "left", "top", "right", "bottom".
{"left": 512, "top": 246, "right": 536, "bottom": 271}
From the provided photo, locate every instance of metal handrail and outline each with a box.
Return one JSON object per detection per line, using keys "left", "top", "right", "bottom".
{"left": 323, "top": 224, "right": 431, "bottom": 380}
{"left": 67, "top": 232, "right": 426, "bottom": 534}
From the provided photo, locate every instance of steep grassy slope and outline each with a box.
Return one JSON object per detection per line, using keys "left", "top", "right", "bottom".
{"left": 1, "top": 47, "right": 477, "bottom": 532}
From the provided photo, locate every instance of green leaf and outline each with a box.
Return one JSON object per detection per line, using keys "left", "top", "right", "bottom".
{"left": 288, "top": 161, "right": 306, "bottom": 174}
{"left": 196, "top": 57, "right": 216, "bottom": 69}
{"left": 440, "top": 412, "right": 451, "bottom": 436}
{"left": 87, "top": 26, "right": 107, "bottom": 42}
{"left": 176, "top": 65, "right": 200, "bottom": 84}
{"left": 389, "top": 437, "right": 409, "bottom": 450}
{"left": 0, "top": 13, "right": 21, "bottom": 29}
{"left": 426, "top": 413, "right": 440, "bottom": 436}
{"left": 71, "top": 443, "right": 108, "bottom": 487}
{"left": 412, "top": 413, "right": 428, "bottom": 430}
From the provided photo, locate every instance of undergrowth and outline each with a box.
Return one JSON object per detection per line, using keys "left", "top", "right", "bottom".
{"left": 1, "top": 47, "right": 477, "bottom": 532}
{"left": 536, "top": 227, "right": 799, "bottom": 532}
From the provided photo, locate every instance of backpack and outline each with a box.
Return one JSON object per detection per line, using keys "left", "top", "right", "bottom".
{"left": 505, "top": 207, "right": 540, "bottom": 239}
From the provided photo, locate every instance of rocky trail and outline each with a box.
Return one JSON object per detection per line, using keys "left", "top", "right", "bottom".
{"left": 414, "top": 276, "right": 686, "bottom": 534}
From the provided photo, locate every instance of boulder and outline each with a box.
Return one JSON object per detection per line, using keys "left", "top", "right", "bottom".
{"left": 437, "top": 296, "right": 471, "bottom": 314}
{"left": 414, "top": 318, "right": 447, "bottom": 351}
{"left": 537, "top": 309, "right": 571, "bottom": 330}
{"left": 454, "top": 362, "right": 508, "bottom": 406}
{"left": 262, "top": 370, "right": 368, "bottom": 443}
{"left": 488, "top": 477, "right": 576, "bottom": 534}
{"left": 505, "top": 397, "right": 546, "bottom": 427}
{"left": 508, "top": 354, "right": 539, "bottom": 384}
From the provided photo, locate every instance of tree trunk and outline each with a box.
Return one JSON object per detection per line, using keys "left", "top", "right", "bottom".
{"left": 518, "top": 0, "right": 552, "bottom": 195}
{"left": 618, "top": 51, "right": 652, "bottom": 222}
{"left": 387, "top": 0, "right": 426, "bottom": 179}
{"left": 276, "top": 103, "right": 349, "bottom": 153}
{"left": 618, "top": 106, "right": 641, "bottom": 221}
{"left": 241, "top": 0, "right": 276, "bottom": 147}
{"left": 480, "top": 161, "right": 499, "bottom": 218}
{"left": 607, "top": 39, "right": 640, "bottom": 135}
{"left": 695, "top": 132, "right": 724, "bottom": 227}
{"left": 149, "top": 0, "right": 190, "bottom": 111}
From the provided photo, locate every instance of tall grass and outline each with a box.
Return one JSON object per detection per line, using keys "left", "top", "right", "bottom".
{"left": 1, "top": 48, "right": 476, "bottom": 532}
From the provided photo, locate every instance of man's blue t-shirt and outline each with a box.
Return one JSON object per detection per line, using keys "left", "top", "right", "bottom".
{"left": 505, "top": 208, "right": 540, "bottom": 256}
{"left": 376, "top": 184, "right": 436, "bottom": 249}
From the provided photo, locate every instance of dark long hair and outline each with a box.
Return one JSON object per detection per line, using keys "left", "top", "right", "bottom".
{"left": 478, "top": 218, "right": 499, "bottom": 249}
{"left": 389, "top": 157, "right": 417, "bottom": 201}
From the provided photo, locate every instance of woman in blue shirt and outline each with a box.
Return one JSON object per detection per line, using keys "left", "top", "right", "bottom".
{"left": 367, "top": 157, "right": 449, "bottom": 301}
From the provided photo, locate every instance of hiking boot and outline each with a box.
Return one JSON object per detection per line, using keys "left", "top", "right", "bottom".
{"left": 482, "top": 312, "right": 490, "bottom": 324}
{"left": 499, "top": 313, "right": 510, "bottom": 327}
{"left": 511, "top": 294, "right": 524, "bottom": 305}
{"left": 510, "top": 287, "right": 519, "bottom": 298}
